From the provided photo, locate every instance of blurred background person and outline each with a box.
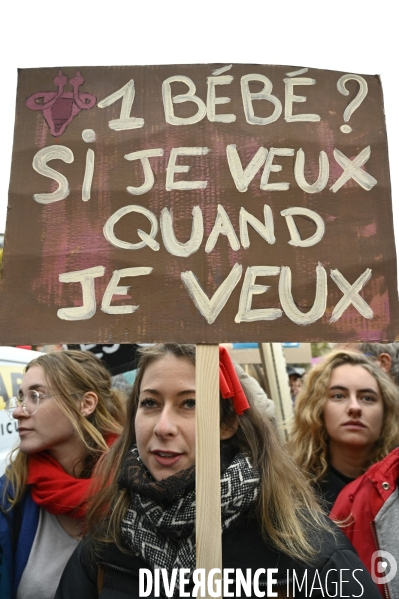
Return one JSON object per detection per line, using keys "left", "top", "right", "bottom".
{"left": 287, "top": 365, "right": 304, "bottom": 404}
{"left": 0, "top": 350, "right": 125, "bottom": 599}
{"left": 289, "top": 350, "right": 399, "bottom": 510}
{"left": 331, "top": 444, "right": 399, "bottom": 598}
{"left": 358, "top": 342, "right": 399, "bottom": 386}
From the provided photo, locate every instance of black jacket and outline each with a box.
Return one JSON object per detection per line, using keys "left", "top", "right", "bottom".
{"left": 55, "top": 511, "right": 381, "bottom": 599}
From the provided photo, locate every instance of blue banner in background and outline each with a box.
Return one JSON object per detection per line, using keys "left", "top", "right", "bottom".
{"left": 232, "top": 343, "right": 300, "bottom": 348}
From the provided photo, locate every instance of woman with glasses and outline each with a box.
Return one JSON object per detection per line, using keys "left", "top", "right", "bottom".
{"left": 0, "top": 350, "right": 125, "bottom": 599}
{"left": 55, "top": 344, "right": 380, "bottom": 599}
{"left": 289, "top": 350, "right": 399, "bottom": 511}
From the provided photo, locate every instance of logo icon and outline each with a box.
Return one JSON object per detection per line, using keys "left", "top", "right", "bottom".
{"left": 26, "top": 70, "right": 96, "bottom": 137}
{"left": 371, "top": 550, "right": 397, "bottom": 585}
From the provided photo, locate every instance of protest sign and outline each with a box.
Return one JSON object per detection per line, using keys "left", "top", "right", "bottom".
{"left": 66, "top": 343, "right": 140, "bottom": 375}
{"left": 0, "top": 64, "right": 396, "bottom": 343}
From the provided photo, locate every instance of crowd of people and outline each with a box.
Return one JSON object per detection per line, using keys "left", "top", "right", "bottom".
{"left": 1, "top": 341, "right": 398, "bottom": 598}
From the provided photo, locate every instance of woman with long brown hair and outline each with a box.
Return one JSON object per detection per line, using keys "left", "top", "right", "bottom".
{"left": 0, "top": 350, "right": 125, "bottom": 599}
{"left": 289, "top": 349, "right": 399, "bottom": 510}
{"left": 56, "top": 343, "right": 380, "bottom": 599}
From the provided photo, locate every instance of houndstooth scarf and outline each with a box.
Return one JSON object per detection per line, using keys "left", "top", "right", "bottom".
{"left": 119, "top": 446, "right": 259, "bottom": 593}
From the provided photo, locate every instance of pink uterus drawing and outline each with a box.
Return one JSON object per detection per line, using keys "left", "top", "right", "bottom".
{"left": 26, "top": 70, "right": 96, "bottom": 137}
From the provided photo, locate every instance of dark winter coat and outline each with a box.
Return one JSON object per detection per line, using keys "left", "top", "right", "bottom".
{"left": 55, "top": 510, "right": 381, "bottom": 599}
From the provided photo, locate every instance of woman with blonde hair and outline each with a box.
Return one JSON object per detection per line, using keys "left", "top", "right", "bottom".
{"left": 289, "top": 349, "right": 399, "bottom": 510}
{"left": 0, "top": 350, "right": 125, "bottom": 599}
{"left": 56, "top": 344, "right": 380, "bottom": 598}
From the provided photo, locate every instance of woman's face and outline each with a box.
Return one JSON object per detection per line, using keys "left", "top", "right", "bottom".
{"left": 134, "top": 354, "right": 196, "bottom": 481}
{"left": 323, "top": 363, "right": 384, "bottom": 452}
{"left": 13, "top": 365, "right": 82, "bottom": 466}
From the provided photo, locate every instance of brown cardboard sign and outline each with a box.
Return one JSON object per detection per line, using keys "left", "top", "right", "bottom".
{"left": 0, "top": 64, "right": 397, "bottom": 343}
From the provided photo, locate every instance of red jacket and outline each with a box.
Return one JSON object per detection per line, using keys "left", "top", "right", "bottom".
{"left": 330, "top": 447, "right": 399, "bottom": 599}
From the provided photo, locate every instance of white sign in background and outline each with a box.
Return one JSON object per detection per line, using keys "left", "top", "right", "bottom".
{"left": 1, "top": 3, "right": 398, "bottom": 292}
{"left": 0, "top": 365, "right": 23, "bottom": 473}
{"left": 0, "top": 410, "right": 18, "bottom": 452}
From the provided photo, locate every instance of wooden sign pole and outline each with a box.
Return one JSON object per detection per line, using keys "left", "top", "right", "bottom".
{"left": 196, "top": 344, "right": 222, "bottom": 595}
{"left": 259, "top": 343, "right": 293, "bottom": 441}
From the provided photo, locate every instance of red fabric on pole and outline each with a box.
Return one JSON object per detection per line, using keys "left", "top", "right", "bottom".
{"left": 219, "top": 346, "right": 250, "bottom": 415}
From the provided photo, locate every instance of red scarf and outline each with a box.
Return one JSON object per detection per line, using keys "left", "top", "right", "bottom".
{"left": 27, "top": 434, "right": 117, "bottom": 519}
{"left": 219, "top": 346, "right": 250, "bottom": 415}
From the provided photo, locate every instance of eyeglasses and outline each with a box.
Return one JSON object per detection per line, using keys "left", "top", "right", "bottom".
{"left": 6, "top": 390, "right": 54, "bottom": 418}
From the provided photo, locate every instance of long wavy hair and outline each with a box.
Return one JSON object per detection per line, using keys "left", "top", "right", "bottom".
{"left": 3, "top": 350, "right": 126, "bottom": 508}
{"left": 86, "top": 343, "right": 330, "bottom": 563}
{"left": 289, "top": 350, "right": 399, "bottom": 482}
